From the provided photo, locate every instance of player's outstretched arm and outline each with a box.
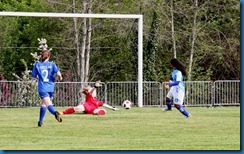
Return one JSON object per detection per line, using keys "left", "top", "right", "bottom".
{"left": 103, "top": 104, "right": 119, "bottom": 111}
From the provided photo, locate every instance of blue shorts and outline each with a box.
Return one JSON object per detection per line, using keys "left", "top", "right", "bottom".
{"left": 39, "top": 92, "right": 53, "bottom": 99}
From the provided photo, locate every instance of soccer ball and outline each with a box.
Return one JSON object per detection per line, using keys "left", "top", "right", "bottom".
{"left": 122, "top": 100, "right": 132, "bottom": 109}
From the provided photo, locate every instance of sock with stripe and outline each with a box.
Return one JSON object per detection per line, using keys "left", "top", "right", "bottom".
{"left": 176, "top": 105, "right": 189, "bottom": 117}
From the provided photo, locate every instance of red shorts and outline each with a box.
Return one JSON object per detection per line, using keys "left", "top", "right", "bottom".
{"left": 83, "top": 100, "right": 104, "bottom": 114}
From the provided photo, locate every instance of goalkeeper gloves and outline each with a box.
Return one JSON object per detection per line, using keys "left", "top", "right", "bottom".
{"left": 94, "top": 80, "right": 102, "bottom": 88}
{"left": 112, "top": 107, "right": 119, "bottom": 111}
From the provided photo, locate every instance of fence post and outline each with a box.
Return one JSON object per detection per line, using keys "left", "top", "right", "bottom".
{"left": 104, "top": 83, "right": 108, "bottom": 104}
{"left": 212, "top": 81, "right": 215, "bottom": 107}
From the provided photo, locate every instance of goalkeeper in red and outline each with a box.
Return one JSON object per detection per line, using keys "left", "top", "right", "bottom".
{"left": 163, "top": 58, "right": 191, "bottom": 118}
{"left": 58, "top": 81, "right": 119, "bottom": 116}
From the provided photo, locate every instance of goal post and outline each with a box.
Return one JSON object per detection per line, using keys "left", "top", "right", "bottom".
{"left": 0, "top": 11, "right": 144, "bottom": 107}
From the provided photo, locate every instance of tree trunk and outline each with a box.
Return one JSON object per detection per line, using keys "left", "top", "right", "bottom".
{"left": 170, "top": 0, "right": 177, "bottom": 58}
{"left": 85, "top": 0, "right": 93, "bottom": 82}
{"left": 80, "top": 0, "right": 87, "bottom": 82}
{"left": 187, "top": 0, "right": 198, "bottom": 81}
{"left": 71, "top": 0, "right": 80, "bottom": 81}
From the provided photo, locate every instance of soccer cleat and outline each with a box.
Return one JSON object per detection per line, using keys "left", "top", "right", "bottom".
{"left": 55, "top": 111, "right": 62, "bottom": 122}
{"left": 38, "top": 121, "right": 43, "bottom": 127}
{"left": 97, "top": 110, "right": 106, "bottom": 115}
{"left": 185, "top": 113, "right": 192, "bottom": 118}
{"left": 57, "top": 111, "right": 63, "bottom": 115}
{"left": 95, "top": 80, "right": 102, "bottom": 87}
{"left": 162, "top": 107, "right": 172, "bottom": 111}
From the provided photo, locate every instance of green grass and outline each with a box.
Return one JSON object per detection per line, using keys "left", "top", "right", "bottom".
{"left": 0, "top": 106, "right": 240, "bottom": 150}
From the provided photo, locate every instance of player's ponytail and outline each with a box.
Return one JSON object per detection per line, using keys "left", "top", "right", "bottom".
{"left": 41, "top": 50, "right": 50, "bottom": 62}
{"left": 170, "top": 58, "right": 187, "bottom": 76}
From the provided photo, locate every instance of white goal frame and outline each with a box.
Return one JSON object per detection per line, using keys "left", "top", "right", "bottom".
{"left": 0, "top": 12, "right": 144, "bottom": 107}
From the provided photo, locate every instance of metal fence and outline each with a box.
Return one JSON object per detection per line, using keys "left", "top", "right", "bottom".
{"left": 0, "top": 80, "right": 240, "bottom": 108}
{"left": 213, "top": 80, "right": 240, "bottom": 106}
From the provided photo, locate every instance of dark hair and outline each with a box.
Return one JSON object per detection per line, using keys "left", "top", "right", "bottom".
{"left": 170, "top": 58, "right": 187, "bottom": 76}
{"left": 41, "top": 50, "right": 50, "bottom": 62}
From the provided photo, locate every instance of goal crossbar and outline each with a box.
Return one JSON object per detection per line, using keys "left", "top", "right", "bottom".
{"left": 0, "top": 11, "right": 144, "bottom": 107}
{"left": 0, "top": 11, "right": 142, "bottom": 19}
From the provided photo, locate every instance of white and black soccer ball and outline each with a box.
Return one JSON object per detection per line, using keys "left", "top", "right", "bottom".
{"left": 122, "top": 100, "right": 132, "bottom": 109}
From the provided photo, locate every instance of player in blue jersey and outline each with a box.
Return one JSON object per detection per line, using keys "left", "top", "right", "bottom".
{"left": 163, "top": 58, "right": 191, "bottom": 118}
{"left": 32, "top": 50, "right": 63, "bottom": 127}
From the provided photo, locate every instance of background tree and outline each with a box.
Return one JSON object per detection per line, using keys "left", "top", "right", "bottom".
{"left": 0, "top": 0, "right": 240, "bottom": 82}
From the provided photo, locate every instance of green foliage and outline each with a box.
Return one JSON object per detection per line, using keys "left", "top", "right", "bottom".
{"left": 89, "top": 18, "right": 138, "bottom": 81}
{"left": 0, "top": 107, "right": 240, "bottom": 150}
{"left": 144, "top": 11, "right": 159, "bottom": 81}
{"left": 11, "top": 59, "right": 39, "bottom": 107}
{"left": 0, "top": 0, "right": 240, "bottom": 81}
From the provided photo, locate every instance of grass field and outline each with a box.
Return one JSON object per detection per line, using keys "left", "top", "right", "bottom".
{"left": 0, "top": 106, "right": 240, "bottom": 150}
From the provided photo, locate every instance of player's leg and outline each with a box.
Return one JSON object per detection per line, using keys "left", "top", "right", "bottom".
{"left": 41, "top": 92, "right": 62, "bottom": 122}
{"left": 173, "top": 91, "right": 191, "bottom": 118}
{"left": 174, "top": 103, "right": 190, "bottom": 118}
{"left": 93, "top": 108, "right": 106, "bottom": 115}
{"left": 59, "top": 107, "right": 75, "bottom": 115}
{"left": 59, "top": 104, "right": 85, "bottom": 115}
{"left": 38, "top": 101, "right": 46, "bottom": 127}
{"left": 163, "top": 89, "right": 173, "bottom": 111}
{"left": 74, "top": 104, "right": 85, "bottom": 112}
{"left": 165, "top": 97, "right": 173, "bottom": 110}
